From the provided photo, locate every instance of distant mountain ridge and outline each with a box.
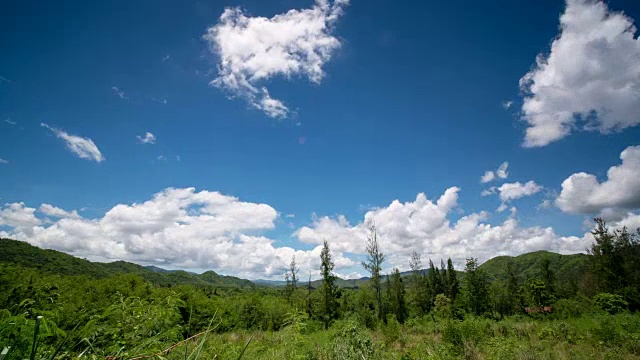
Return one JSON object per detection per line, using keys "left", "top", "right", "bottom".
{"left": 1, "top": 238, "right": 590, "bottom": 290}
{"left": 0, "top": 238, "right": 255, "bottom": 288}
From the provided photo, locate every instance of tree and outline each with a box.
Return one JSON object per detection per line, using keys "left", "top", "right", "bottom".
{"left": 506, "top": 260, "right": 521, "bottom": 313}
{"left": 589, "top": 218, "right": 640, "bottom": 310}
{"left": 463, "top": 258, "right": 490, "bottom": 316}
{"left": 446, "top": 258, "right": 459, "bottom": 303}
{"left": 409, "top": 251, "right": 429, "bottom": 315}
{"left": 540, "top": 258, "right": 555, "bottom": 300}
{"left": 427, "top": 259, "right": 443, "bottom": 306}
{"left": 387, "top": 268, "right": 408, "bottom": 323}
{"left": 362, "top": 223, "right": 386, "bottom": 321}
{"left": 434, "top": 294, "right": 452, "bottom": 319}
{"left": 289, "top": 255, "right": 299, "bottom": 289}
{"left": 320, "top": 240, "right": 337, "bottom": 329}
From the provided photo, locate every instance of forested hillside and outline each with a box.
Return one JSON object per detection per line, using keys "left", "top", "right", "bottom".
{"left": 0, "top": 238, "right": 255, "bottom": 288}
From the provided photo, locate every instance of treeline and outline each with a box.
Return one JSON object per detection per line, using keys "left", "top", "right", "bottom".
{"left": 285, "top": 219, "right": 640, "bottom": 329}
{"left": 0, "top": 219, "right": 638, "bottom": 358}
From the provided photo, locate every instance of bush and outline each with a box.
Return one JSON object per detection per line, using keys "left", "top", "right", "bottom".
{"left": 330, "top": 320, "right": 378, "bottom": 359}
{"left": 382, "top": 314, "right": 401, "bottom": 347}
{"left": 594, "top": 293, "right": 628, "bottom": 315}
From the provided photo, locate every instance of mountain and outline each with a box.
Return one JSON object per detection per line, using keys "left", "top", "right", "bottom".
{"left": 1, "top": 238, "right": 592, "bottom": 291}
{"left": 0, "top": 238, "right": 255, "bottom": 288}
{"left": 479, "top": 250, "right": 590, "bottom": 294}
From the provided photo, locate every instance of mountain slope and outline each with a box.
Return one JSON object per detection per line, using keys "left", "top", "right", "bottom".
{"left": 479, "top": 250, "right": 590, "bottom": 294}
{"left": 0, "top": 238, "right": 254, "bottom": 288}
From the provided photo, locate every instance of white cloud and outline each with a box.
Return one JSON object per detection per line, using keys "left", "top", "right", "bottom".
{"left": 538, "top": 199, "right": 553, "bottom": 210}
{"left": 497, "top": 181, "right": 543, "bottom": 202}
{"left": 204, "top": 0, "right": 349, "bottom": 118}
{"left": 0, "top": 188, "right": 333, "bottom": 279}
{"left": 39, "top": 204, "right": 81, "bottom": 219}
{"left": 41, "top": 123, "right": 105, "bottom": 162}
{"left": 111, "top": 86, "right": 127, "bottom": 99}
{"left": 557, "top": 145, "right": 640, "bottom": 215}
{"left": 157, "top": 155, "right": 167, "bottom": 161}
{"left": 502, "top": 101, "right": 513, "bottom": 109}
{"left": 0, "top": 158, "right": 8, "bottom": 164}
{"left": 3, "top": 186, "right": 630, "bottom": 279}
{"left": 4, "top": 118, "right": 16, "bottom": 126}
{"left": 286, "top": 214, "right": 296, "bottom": 218}
{"left": 0, "top": 203, "right": 42, "bottom": 236}
{"left": 296, "top": 187, "right": 591, "bottom": 272}
{"left": 481, "top": 162, "right": 509, "bottom": 183}
{"left": 137, "top": 132, "right": 156, "bottom": 144}
{"left": 519, "top": 0, "right": 640, "bottom": 147}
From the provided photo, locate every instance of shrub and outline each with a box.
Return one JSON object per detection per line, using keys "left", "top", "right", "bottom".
{"left": 594, "top": 293, "right": 628, "bottom": 315}
{"left": 382, "top": 314, "right": 401, "bottom": 347}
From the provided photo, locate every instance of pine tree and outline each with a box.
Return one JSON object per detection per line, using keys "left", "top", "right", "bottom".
{"left": 320, "top": 240, "right": 337, "bottom": 329}
{"left": 427, "top": 259, "right": 443, "bottom": 306}
{"left": 388, "top": 268, "right": 408, "bottom": 323}
{"left": 464, "top": 257, "right": 490, "bottom": 316}
{"left": 289, "top": 255, "right": 299, "bottom": 289}
{"left": 409, "top": 251, "right": 429, "bottom": 315}
{"left": 441, "top": 259, "right": 449, "bottom": 293}
{"left": 540, "top": 258, "right": 555, "bottom": 298}
{"left": 446, "top": 258, "right": 459, "bottom": 303}
{"left": 362, "top": 223, "right": 386, "bottom": 321}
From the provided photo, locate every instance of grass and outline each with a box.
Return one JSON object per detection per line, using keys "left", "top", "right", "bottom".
{"left": 9, "top": 314, "right": 640, "bottom": 359}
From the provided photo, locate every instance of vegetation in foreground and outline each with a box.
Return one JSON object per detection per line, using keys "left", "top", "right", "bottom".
{"left": 0, "top": 219, "right": 639, "bottom": 359}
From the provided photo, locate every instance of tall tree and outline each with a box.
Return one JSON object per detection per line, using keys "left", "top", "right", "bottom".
{"left": 540, "top": 258, "right": 555, "bottom": 298}
{"left": 589, "top": 218, "right": 640, "bottom": 310}
{"left": 427, "top": 259, "right": 443, "bottom": 306}
{"left": 320, "top": 240, "right": 337, "bottom": 329}
{"left": 388, "top": 268, "right": 408, "bottom": 323}
{"left": 409, "top": 251, "right": 429, "bottom": 315}
{"left": 506, "top": 260, "right": 521, "bottom": 313}
{"left": 289, "top": 255, "right": 299, "bottom": 289}
{"left": 463, "top": 258, "right": 490, "bottom": 316}
{"left": 446, "top": 258, "right": 459, "bottom": 303}
{"left": 362, "top": 223, "right": 386, "bottom": 320}
{"left": 440, "top": 259, "right": 449, "bottom": 293}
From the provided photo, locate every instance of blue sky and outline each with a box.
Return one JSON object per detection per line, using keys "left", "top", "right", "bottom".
{"left": 1, "top": 0, "right": 640, "bottom": 279}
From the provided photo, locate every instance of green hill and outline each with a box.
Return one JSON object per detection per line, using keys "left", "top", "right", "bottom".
{"left": 0, "top": 238, "right": 255, "bottom": 288}
{"left": 479, "top": 250, "right": 590, "bottom": 294}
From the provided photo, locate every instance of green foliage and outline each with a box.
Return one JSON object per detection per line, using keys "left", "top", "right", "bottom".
{"left": 434, "top": 294, "right": 452, "bottom": 320}
{"left": 594, "top": 293, "right": 629, "bottom": 315}
{"left": 3, "top": 229, "right": 640, "bottom": 359}
{"left": 362, "top": 224, "right": 386, "bottom": 321}
{"left": 320, "top": 240, "right": 338, "bottom": 330}
{"left": 463, "top": 258, "right": 491, "bottom": 316}
{"left": 331, "top": 320, "right": 379, "bottom": 359}
{"left": 590, "top": 220, "right": 640, "bottom": 310}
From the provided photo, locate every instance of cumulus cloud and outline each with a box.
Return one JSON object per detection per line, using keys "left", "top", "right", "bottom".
{"left": 481, "top": 162, "right": 509, "bottom": 183}
{"left": 39, "top": 204, "right": 81, "bottom": 219}
{"left": 519, "top": 0, "right": 640, "bottom": 147}
{"left": 0, "top": 188, "right": 346, "bottom": 279}
{"left": 0, "top": 203, "right": 42, "bottom": 236}
{"left": 41, "top": 123, "right": 105, "bottom": 162}
{"left": 557, "top": 145, "right": 640, "bottom": 215}
{"left": 296, "top": 187, "right": 585, "bottom": 272}
{"left": 0, "top": 158, "right": 8, "bottom": 164}
{"left": 204, "top": 0, "right": 349, "bottom": 118}
{"left": 137, "top": 132, "right": 156, "bottom": 144}
{"left": 497, "top": 181, "right": 543, "bottom": 202}
{"left": 2, "top": 186, "right": 619, "bottom": 279}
